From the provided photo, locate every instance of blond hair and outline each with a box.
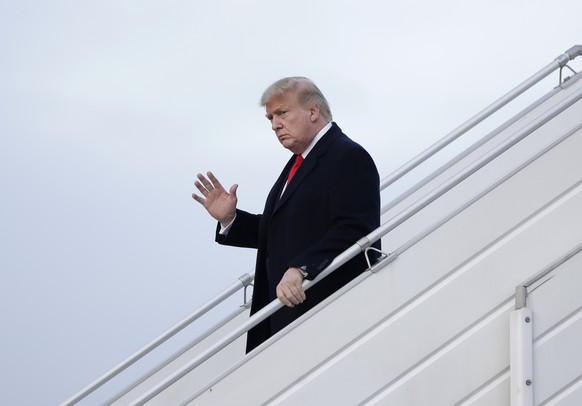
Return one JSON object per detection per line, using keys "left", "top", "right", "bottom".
{"left": 260, "top": 77, "right": 332, "bottom": 121}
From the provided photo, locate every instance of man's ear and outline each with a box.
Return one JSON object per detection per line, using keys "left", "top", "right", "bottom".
{"left": 309, "top": 104, "right": 320, "bottom": 122}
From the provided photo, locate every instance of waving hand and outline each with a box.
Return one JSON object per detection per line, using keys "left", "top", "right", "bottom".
{"left": 192, "top": 171, "right": 238, "bottom": 226}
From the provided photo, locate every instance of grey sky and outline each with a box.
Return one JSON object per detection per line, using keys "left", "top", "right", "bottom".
{"left": 1, "top": 1, "right": 580, "bottom": 404}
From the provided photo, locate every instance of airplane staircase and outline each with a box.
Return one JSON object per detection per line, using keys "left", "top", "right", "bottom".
{"left": 63, "top": 45, "right": 582, "bottom": 406}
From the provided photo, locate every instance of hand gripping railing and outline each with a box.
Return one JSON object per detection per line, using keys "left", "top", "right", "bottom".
{"left": 61, "top": 273, "right": 253, "bottom": 406}
{"left": 62, "top": 45, "right": 581, "bottom": 405}
{"left": 127, "top": 71, "right": 582, "bottom": 406}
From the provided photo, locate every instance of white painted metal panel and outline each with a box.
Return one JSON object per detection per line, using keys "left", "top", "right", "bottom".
{"left": 524, "top": 252, "right": 582, "bottom": 405}
{"left": 363, "top": 304, "right": 512, "bottom": 406}
{"left": 534, "top": 309, "right": 582, "bottom": 405}
{"left": 111, "top": 308, "right": 249, "bottom": 405}
{"left": 457, "top": 373, "right": 510, "bottom": 406}
{"left": 526, "top": 251, "right": 582, "bottom": 338}
{"left": 542, "top": 378, "right": 582, "bottom": 406}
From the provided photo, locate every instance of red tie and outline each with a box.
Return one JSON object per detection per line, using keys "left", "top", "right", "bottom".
{"left": 286, "top": 154, "right": 304, "bottom": 184}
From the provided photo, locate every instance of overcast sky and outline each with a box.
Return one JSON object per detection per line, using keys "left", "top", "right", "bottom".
{"left": 1, "top": 1, "right": 580, "bottom": 405}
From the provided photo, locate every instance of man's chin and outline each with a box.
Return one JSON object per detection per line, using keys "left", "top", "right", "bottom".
{"left": 280, "top": 140, "right": 298, "bottom": 153}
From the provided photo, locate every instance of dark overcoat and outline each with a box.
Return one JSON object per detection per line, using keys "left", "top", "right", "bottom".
{"left": 216, "top": 123, "right": 381, "bottom": 352}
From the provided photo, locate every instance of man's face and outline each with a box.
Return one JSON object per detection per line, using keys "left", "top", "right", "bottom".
{"left": 265, "top": 91, "right": 317, "bottom": 155}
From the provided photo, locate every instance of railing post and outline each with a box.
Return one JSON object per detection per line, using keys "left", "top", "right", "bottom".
{"left": 510, "top": 307, "right": 534, "bottom": 406}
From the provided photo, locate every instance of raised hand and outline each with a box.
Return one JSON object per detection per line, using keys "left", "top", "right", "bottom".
{"left": 192, "top": 171, "right": 238, "bottom": 226}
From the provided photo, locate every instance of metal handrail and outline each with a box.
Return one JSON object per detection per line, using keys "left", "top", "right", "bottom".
{"left": 106, "top": 302, "right": 250, "bottom": 404}
{"left": 128, "top": 74, "right": 582, "bottom": 406}
{"left": 381, "top": 84, "right": 562, "bottom": 215}
{"left": 379, "top": 45, "right": 582, "bottom": 192}
{"left": 60, "top": 273, "right": 254, "bottom": 406}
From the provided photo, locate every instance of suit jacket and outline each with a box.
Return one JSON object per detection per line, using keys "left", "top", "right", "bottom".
{"left": 216, "top": 122, "right": 381, "bottom": 352}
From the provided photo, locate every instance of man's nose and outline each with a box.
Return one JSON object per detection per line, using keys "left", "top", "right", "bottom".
{"left": 271, "top": 117, "right": 282, "bottom": 131}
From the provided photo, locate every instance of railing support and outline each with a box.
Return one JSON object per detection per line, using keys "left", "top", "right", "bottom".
{"left": 509, "top": 242, "right": 582, "bottom": 406}
{"left": 510, "top": 307, "right": 534, "bottom": 406}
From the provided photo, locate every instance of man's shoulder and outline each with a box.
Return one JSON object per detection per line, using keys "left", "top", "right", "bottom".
{"left": 325, "top": 123, "right": 366, "bottom": 151}
{"left": 312, "top": 123, "right": 375, "bottom": 167}
{"left": 329, "top": 128, "right": 372, "bottom": 158}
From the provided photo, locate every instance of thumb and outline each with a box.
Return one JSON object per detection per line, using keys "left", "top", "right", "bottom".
{"left": 229, "top": 184, "right": 239, "bottom": 198}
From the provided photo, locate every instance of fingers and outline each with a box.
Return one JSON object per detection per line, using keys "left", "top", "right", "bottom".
{"left": 196, "top": 173, "right": 215, "bottom": 194}
{"left": 229, "top": 183, "right": 239, "bottom": 198}
{"left": 276, "top": 268, "right": 306, "bottom": 308}
{"left": 192, "top": 172, "right": 238, "bottom": 224}
{"left": 206, "top": 171, "right": 224, "bottom": 191}
{"left": 194, "top": 172, "right": 221, "bottom": 199}
{"left": 194, "top": 172, "right": 238, "bottom": 198}
{"left": 278, "top": 285, "right": 306, "bottom": 307}
{"left": 198, "top": 171, "right": 226, "bottom": 192}
{"left": 191, "top": 192, "right": 203, "bottom": 204}
{"left": 193, "top": 179, "right": 207, "bottom": 198}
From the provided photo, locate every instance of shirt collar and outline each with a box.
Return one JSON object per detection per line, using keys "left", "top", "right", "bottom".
{"left": 301, "top": 121, "right": 332, "bottom": 158}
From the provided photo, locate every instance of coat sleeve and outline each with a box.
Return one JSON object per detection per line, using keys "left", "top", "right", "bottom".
{"left": 288, "top": 146, "right": 381, "bottom": 278}
{"left": 215, "top": 209, "right": 262, "bottom": 249}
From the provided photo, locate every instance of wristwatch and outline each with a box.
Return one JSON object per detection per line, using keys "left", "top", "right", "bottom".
{"left": 297, "top": 266, "right": 308, "bottom": 278}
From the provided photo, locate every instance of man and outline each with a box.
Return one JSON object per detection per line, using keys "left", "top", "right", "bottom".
{"left": 192, "top": 77, "right": 380, "bottom": 353}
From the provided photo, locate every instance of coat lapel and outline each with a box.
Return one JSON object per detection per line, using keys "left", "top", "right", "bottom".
{"left": 264, "top": 155, "right": 295, "bottom": 217}
{"left": 272, "top": 123, "right": 341, "bottom": 215}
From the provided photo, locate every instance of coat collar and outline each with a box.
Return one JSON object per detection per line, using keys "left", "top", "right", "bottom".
{"left": 272, "top": 122, "right": 341, "bottom": 213}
